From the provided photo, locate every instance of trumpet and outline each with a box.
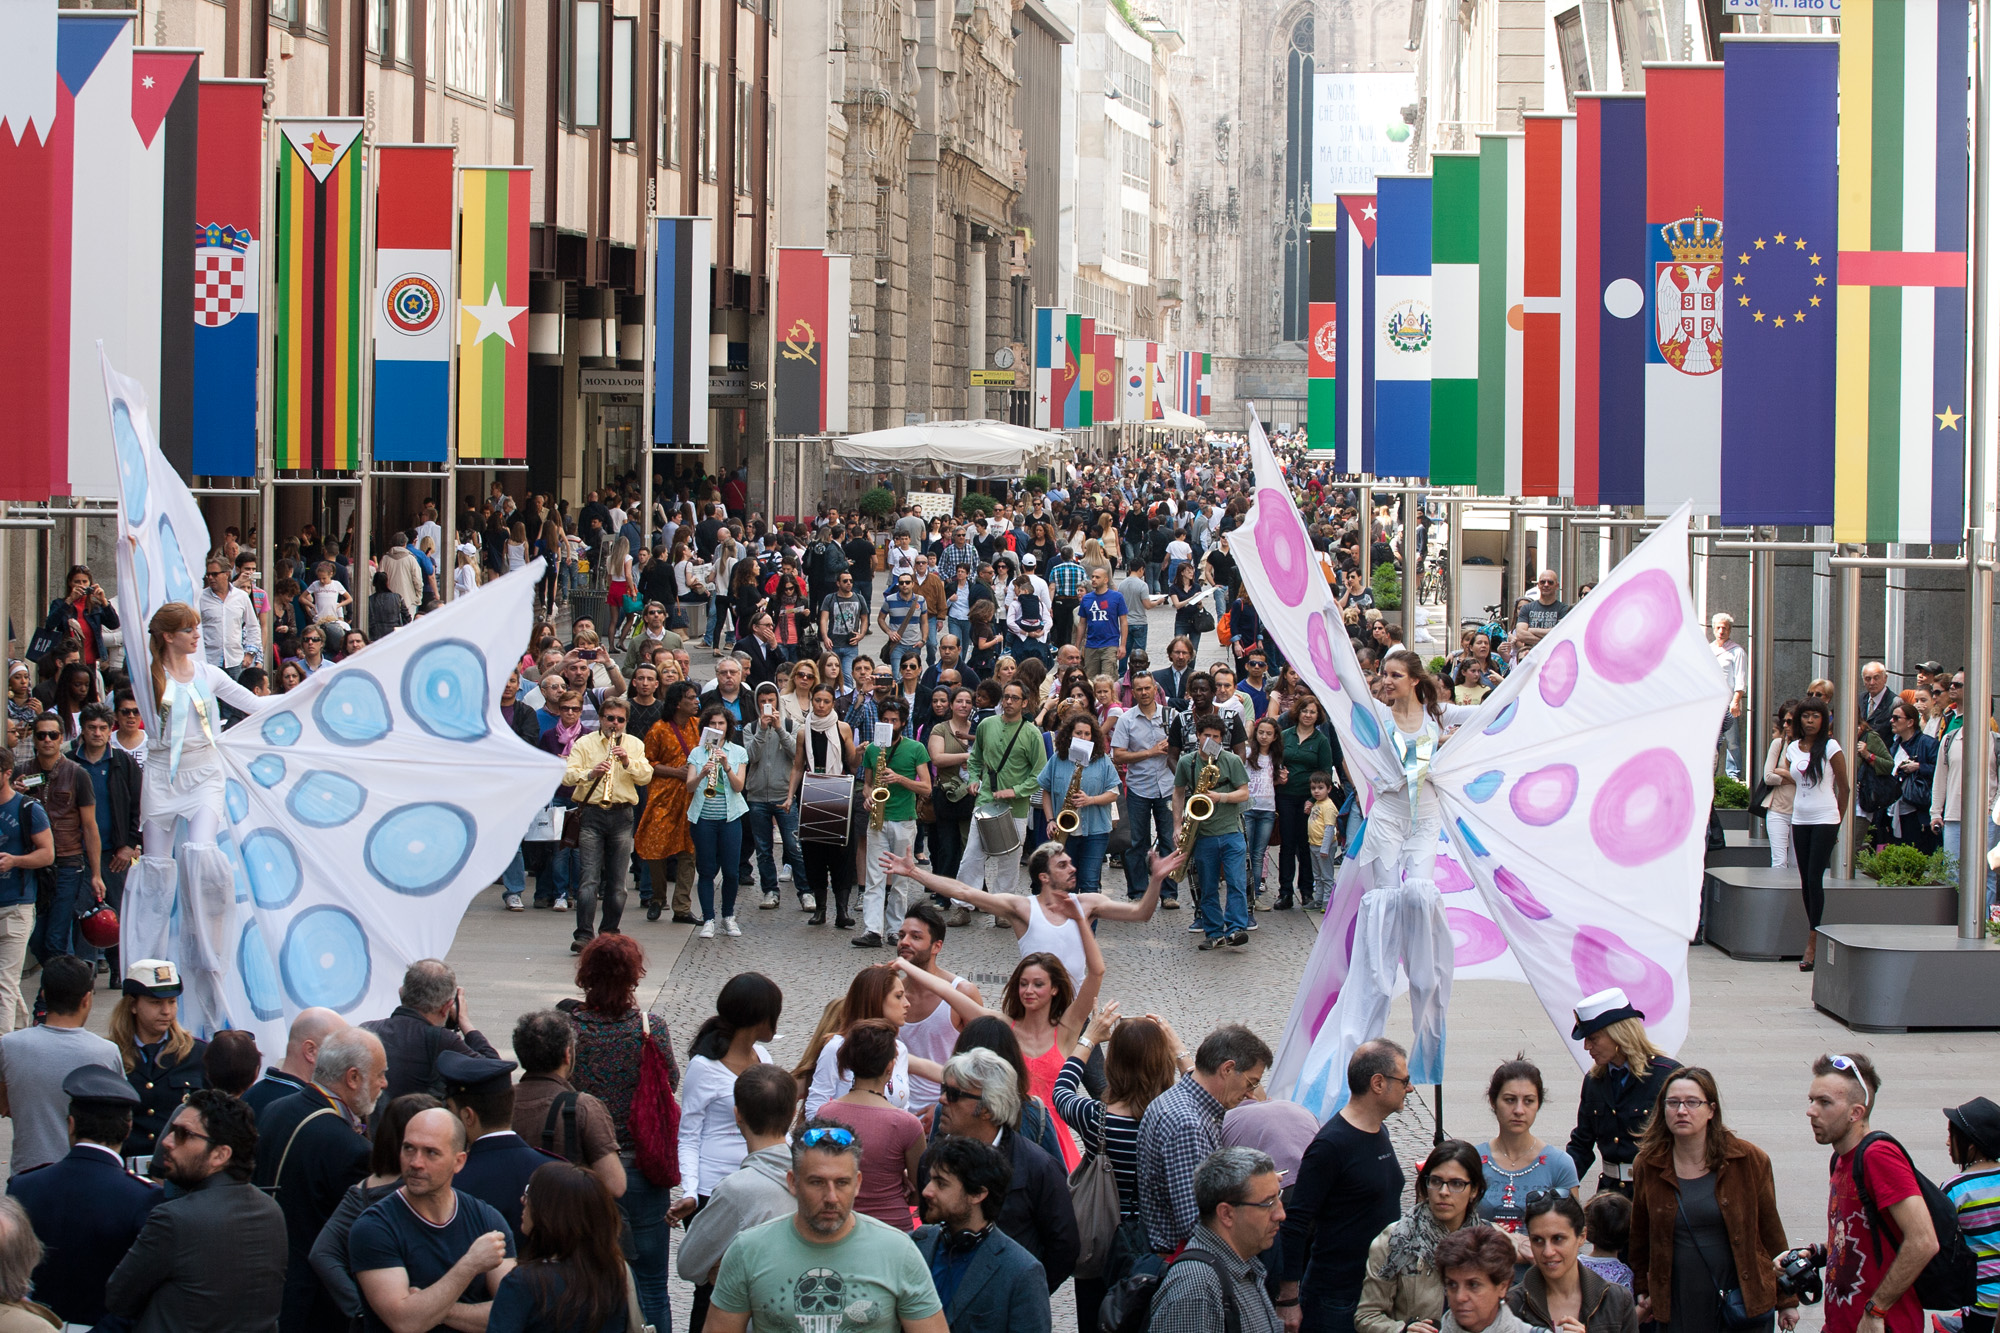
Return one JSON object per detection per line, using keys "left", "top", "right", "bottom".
{"left": 1054, "top": 763, "right": 1085, "bottom": 837}
{"left": 700, "top": 751, "right": 724, "bottom": 799}
{"left": 868, "top": 749, "right": 891, "bottom": 831}
{"left": 1175, "top": 753, "right": 1221, "bottom": 860}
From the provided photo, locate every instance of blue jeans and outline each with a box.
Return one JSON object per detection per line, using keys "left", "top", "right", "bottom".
{"left": 1127, "top": 622, "right": 1149, "bottom": 659}
{"left": 31, "top": 859, "right": 93, "bottom": 963}
{"left": 543, "top": 844, "right": 576, "bottom": 905}
{"left": 1301, "top": 1294, "right": 1358, "bottom": 1333}
{"left": 1946, "top": 819, "right": 2000, "bottom": 908}
{"left": 1123, "top": 794, "right": 1177, "bottom": 900}
{"left": 1012, "top": 637, "right": 1051, "bottom": 667}
{"left": 747, "top": 799, "right": 809, "bottom": 897}
{"left": 887, "top": 640, "right": 923, "bottom": 677}
{"left": 1191, "top": 830, "right": 1249, "bottom": 938}
{"left": 619, "top": 1154, "right": 673, "bottom": 1331}
{"left": 1242, "top": 809, "right": 1276, "bottom": 899}
{"left": 925, "top": 615, "right": 940, "bottom": 664}
{"left": 1146, "top": 561, "right": 1165, "bottom": 594}
{"left": 692, "top": 818, "right": 742, "bottom": 920}
{"left": 1067, "top": 832, "right": 1109, "bottom": 895}
{"left": 501, "top": 845, "right": 526, "bottom": 896}
{"left": 948, "top": 616, "right": 972, "bottom": 649}
{"left": 833, "top": 643, "right": 861, "bottom": 688}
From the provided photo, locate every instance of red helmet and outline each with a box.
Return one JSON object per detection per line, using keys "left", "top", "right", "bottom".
{"left": 77, "top": 903, "right": 120, "bottom": 950}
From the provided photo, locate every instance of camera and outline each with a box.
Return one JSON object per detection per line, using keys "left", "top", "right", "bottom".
{"left": 1774, "top": 1244, "right": 1828, "bottom": 1306}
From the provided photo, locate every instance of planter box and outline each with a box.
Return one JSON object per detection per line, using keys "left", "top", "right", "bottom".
{"left": 1814, "top": 924, "right": 2000, "bottom": 1032}
{"left": 1716, "top": 808, "right": 1750, "bottom": 831}
{"left": 1705, "top": 828, "right": 1772, "bottom": 869}
{"left": 1701, "top": 865, "right": 1958, "bottom": 961}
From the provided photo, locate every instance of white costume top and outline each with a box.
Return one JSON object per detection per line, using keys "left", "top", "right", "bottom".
{"left": 143, "top": 662, "right": 265, "bottom": 822}
{"left": 1355, "top": 701, "right": 1482, "bottom": 871}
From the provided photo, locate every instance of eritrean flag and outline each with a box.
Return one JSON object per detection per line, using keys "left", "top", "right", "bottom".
{"left": 1834, "top": 0, "right": 1969, "bottom": 544}
{"left": 273, "top": 120, "right": 363, "bottom": 471}
{"left": 456, "top": 166, "right": 530, "bottom": 460}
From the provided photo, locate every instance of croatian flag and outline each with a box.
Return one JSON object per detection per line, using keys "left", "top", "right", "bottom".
{"left": 192, "top": 79, "right": 263, "bottom": 478}
{"left": 372, "top": 144, "right": 454, "bottom": 462}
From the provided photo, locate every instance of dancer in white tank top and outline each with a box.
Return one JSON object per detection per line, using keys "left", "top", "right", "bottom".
{"left": 891, "top": 906, "right": 986, "bottom": 1111}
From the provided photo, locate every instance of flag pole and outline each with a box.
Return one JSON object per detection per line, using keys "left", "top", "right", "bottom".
{"left": 356, "top": 130, "right": 378, "bottom": 596}
{"left": 442, "top": 155, "right": 464, "bottom": 601}
{"left": 1960, "top": 0, "right": 1996, "bottom": 941}
{"left": 256, "top": 106, "right": 278, "bottom": 653}
{"left": 642, "top": 207, "right": 656, "bottom": 551}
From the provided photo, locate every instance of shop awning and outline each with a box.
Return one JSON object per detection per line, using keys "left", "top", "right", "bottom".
{"left": 1152, "top": 407, "right": 1205, "bottom": 429}
{"left": 826, "top": 419, "right": 1064, "bottom": 478}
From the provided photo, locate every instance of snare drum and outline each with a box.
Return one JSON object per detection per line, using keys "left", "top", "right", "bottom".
{"left": 799, "top": 772, "right": 854, "bottom": 845}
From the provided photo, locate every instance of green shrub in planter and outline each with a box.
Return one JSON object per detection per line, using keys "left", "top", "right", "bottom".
{"left": 1713, "top": 774, "right": 1749, "bottom": 810}
{"left": 1429, "top": 656, "right": 1448, "bottom": 676}
{"left": 1023, "top": 473, "right": 1049, "bottom": 494}
{"left": 959, "top": 492, "right": 996, "bottom": 518}
{"left": 1372, "top": 562, "right": 1402, "bottom": 611}
{"left": 1854, "top": 843, "right": 1954, "bottom": 886}
{"left": 857, "top": 487, "right": 896, "bottom": 520}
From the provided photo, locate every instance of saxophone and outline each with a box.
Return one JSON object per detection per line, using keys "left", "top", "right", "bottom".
{"left": 868, "top": 746, "right": 891, "bottom": 830}
{"left": 1175, "top": 750, "right": 1221, "bottom": 860}
{"left": 1054, "top": 762, "right": 1086, "bottom": 838}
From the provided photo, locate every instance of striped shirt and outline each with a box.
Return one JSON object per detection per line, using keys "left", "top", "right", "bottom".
{"left": 1945, "top": 1165, "right": 2000, "bottom": 1313}
{"left": 1054, "top": 1055, "right": 1143, "bottom": 1216}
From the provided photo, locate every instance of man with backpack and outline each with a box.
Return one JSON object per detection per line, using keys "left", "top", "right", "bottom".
{"left": 506, "top": 1009, "right": 627, "bottom": 1199}
{"left": 1139, "top": 1147, "right": 1287, "bottom": 1333}
{"left": 1808, "top": 1052, "right": 1952, "bottom": 1333}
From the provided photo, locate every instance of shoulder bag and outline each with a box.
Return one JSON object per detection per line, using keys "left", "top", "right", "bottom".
{"left": 1675, "top": 1190, "right": 1773, "bottom": 1333}
{"left": 627, "top": 1011, "right": 682, "bottom": 1188}
{"left": 560, "top": 772, "right": 601, "bottom": 850}
{"left": 1067, "top": 1106, "right": 1123, "bottom": 1280}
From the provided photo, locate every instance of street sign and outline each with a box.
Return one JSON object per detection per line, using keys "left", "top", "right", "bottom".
{"left": 971, "top": 369, "right": 1016, "bottom": 387}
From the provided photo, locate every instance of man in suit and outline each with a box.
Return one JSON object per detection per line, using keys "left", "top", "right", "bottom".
{"left": 7, "top": 1065, "right": 159, "bottom": 1327}
{"left": 252, "top": 1026, "right": 383, "bottom": 1333}
{"left": 359, "top": 959, "right": 501, "bottom": 1103}
{"left": 444, "top": 1050, "right": 559, "bottom": 1240}
{"left": 1153, "top": 636, "right": 1198, "bottom": 706}
{"left": 106, "top": 1089, "right": 287, "bottom": 1333}
{"left": 242, "top": 1007, "right": 345, "bottom": 1119}
{"left": 913, "top": 1135, "right": 1051, "bottom": 1333}
{"left": 928, "top": 1048, "right": 1079, "bottom": 1293}
{"left": 1861, "top": 661, "right": 1897, "bottom": 735}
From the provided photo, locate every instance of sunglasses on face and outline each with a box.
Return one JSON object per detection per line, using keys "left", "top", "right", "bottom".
{"left": 938, "top": 1085, "right": 978, "bottom": 1103}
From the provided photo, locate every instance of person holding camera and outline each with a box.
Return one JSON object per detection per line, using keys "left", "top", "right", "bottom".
{"left": 359, "top": 960, "right": 503, "bottom": 1104}
{"left": 1629, "top": 1066, "right": 1796, "bottom": 1333}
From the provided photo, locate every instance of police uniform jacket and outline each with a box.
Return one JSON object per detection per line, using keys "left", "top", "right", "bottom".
{"left": 454, "top": 1131, "right": 560, "bottom": 1240}
{"left": 121, "top": 1036, "right": 210, "bottom": 1159}
{"left": 250, "top": 1085, "right": 372, "bottom": 1333}
{"left": 1565, "top": 1054, "right": 1681, "bottom": 1186}
{"left": 6, "top": 1143, "right": 159, "bottom": 1325}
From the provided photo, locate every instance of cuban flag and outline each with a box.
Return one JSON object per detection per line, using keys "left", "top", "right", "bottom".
{"left": 372, "top": 144, "right": 454, "bottom": 462}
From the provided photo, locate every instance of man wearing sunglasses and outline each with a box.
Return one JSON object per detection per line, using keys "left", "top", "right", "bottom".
{"left": 1512, "top": 571, "right": 1570, "bottom": 652}
{"left": 927, "top": 1049, "right": 1078, "bottom": 1293}
{"left": 708, "top": 1118, "right": 950, "bottom": 1333}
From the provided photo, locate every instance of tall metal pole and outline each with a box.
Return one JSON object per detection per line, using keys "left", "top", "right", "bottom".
{"left": 1359, "top": 481, "right": 1375, "bottom": 589}
{"left": 1751, "top": 542, "right": 1776, "bottom": 841}
{"left": 642, "top": 214, "right": 657, "bottom": 551}
{"left": 1445, "top": 492, "right": 1463, "bottom": 648}
{"left": 1836, "top": 557, "right": 1862, "bottom": 879}
{"left": 355, "top": 138, "right": 377, "bottom": 588}
{"left": 440, "top": 159, "right": 463, "bottom": 602}
{"left": 1401, "top": 491, "right": 1420, "bottom": 644}
{"left": 1960, "top": 0, "right": 1996, "bottom": 940}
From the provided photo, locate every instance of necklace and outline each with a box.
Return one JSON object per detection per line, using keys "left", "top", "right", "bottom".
{"left": 1482, "top": 1144, "right": 1549, "bottom": 1222}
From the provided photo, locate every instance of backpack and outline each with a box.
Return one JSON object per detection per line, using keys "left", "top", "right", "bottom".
{"left": 1844, "top": 1130, "right": 1979, "bottom": 1311}
{"left": 1098, "top": 1249, "right": 1239, "bottom": 1333}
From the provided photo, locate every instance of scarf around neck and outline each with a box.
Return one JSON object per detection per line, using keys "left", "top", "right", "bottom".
{"left": 806, "top": 711, "right": 845, "bottom": 777}
{"left": 1378, "top": 1202, "right": 1453, "bottom": 1280}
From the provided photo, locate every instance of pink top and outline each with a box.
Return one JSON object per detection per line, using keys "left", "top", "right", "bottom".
{"left": 1020, "top": 1036, "right": 1080, "bottom": 1171}
{"left": 818, "top": 1099, "right": 926, "bottom": 1230}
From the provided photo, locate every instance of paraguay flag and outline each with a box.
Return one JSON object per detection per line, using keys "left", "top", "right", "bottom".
{"left": 372, "top": 144, "right": 454, "bottom": 462}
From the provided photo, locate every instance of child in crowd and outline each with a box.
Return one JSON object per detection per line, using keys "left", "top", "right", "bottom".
{"left": 308, "top": 560, "right": 352, "bottom": 635}
{"left": 1304, "top": 770, "right": 1341, "bottom": 909}
{"left": 1579, "top": 1191, "right": 1633, "bottom": 1292}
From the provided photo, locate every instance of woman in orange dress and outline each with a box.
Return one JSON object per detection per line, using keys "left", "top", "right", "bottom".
{"left": 636, "top": 681, "right": 701, "bottom": 922}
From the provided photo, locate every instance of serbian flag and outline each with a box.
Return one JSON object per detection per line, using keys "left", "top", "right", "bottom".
{"left": 1307, "top": 229, "right": 1337, "bottom": 454}
{"left": 1521, "top": 115, "right": 1577, "bottom": 497}
{"left": 1643, "top": 65, "right": 1725, "bottom": 515}
{"left": 373, "top": 144, "right": 454, "bottom": 462}
{"left": 1575, "top": 94, "right": 1647, "bottom": 507}
{"left": 192, "top": 79, "right": 262, "bottom": 478}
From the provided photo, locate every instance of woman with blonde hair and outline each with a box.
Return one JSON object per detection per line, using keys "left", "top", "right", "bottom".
{"left": 110, "top": 962, "right": 209, "bottom": 1159}
{"left": 604, "top": 535, "right": 634, "bottom": 636}
{"left": 1565, "top": 989, "right": 1680, "bottom": 1199}
{"left": 783, "top": 659, "right": 820, "bottom": 727}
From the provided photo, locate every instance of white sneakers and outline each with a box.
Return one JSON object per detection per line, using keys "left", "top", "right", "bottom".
{"left": 723, "top": 916, "right": 742, "bottom": 936}
{"left": 698, "top": 919, "right": 716, "bottom": 938}
{"left": 699, "top": 917, "right": 743, "bottom": 937}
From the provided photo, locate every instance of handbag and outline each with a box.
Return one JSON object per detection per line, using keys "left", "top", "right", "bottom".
{"left": 25, "top": 627, "right": 58, "bottom": 664}
{"left": 1191, "top": 604, "right": 1216, "bottom": 635}
{"left": 1068, "top": 1141, "right": 1123, "bottom": 1280}
{"left": 628, "top": 1011, "right": 682, "bottom": 1188}
{"left": 625, "top": 1263, "right": 657, "bottom": 1333}
{"left": 560, "top": 774, "right": 601, "bottom": 851}
{"left": 1677, "top": 1192, "right": 1774, "bottom": 1333}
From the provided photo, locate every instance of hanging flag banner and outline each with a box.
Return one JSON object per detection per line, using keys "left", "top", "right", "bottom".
{"left": 1335, "top": 195, "right": 1378, "bottom": 474}
{"left": 1176, "top": 349, "right": 1198, "bottom": 417}
{"left": 62, "top": 13, "right": 135, "bottom": 499}
{"left": 1644, "top": 65, "right": 1725, "bottom": 515}
{"left": 1477, "top": 133, "right": 1525, "bottom": 496}
{"left": 1077, "top": 315, "right": 1097, "bottom": 427}
{"left": 0, "top": 0, "right": 69, "bottom": 499}
{"left": 1522, "top": 115, "right": 1577, "bottom": 497}
{"left": 372, "top": 144, "right": 454, "bottom": 463}
{"left": 1032, "top": 307, "right": 1064, "bottom": 430}
{"left": 1149, "top": 352, "right": 1166, "bottom": 420}
{"left": 1834, "top": 0, "right": 1969, "bottom": 544}
{"left": 455, "top": 165, "right": 529, "bottom": 461}
{"left": 1721, "top": 37, "right": 1838, "bottom": 527}
{"left": 273, "top": 118, "right": 365, "bottom": 471}
{"left": 1095, "top": 330, "right": 1118, "bottom": 423}
{"left": 651, "top": 216, "right": 712, "bottom": 447}
{"left": 1308, "top": 230, "right": 1338, "bottom": 454}
{"left": 1060, "top": 313, "right": 1083, "bottom": 428}
{"left": 1199, "top": 353, "right": 1213, "bottom": 416}
{"left": 135, "top": 49, "right": 200, "bottom": 479}
{"left": 1374, "top": 174, "right": 1432, "bottom": 480}
{"left": 1429, "top": 153, "right": 1479, "bottom": 485}
{"left": 1120, "top": 338, "right": 1144, "bottom": 423}
{"left": 775, "top": 247, "right": 830, "bottom": 436}
{"left": 192, "top": 79, "right": 262, "bottom": 479}
{"left": 1576, "top": 94, "right": 1648, "bottom": 507}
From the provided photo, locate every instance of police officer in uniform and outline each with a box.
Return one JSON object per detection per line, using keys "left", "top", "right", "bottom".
{"left": 6, "top": 1065, "right": 160, "bottom": 1327}
{"left": 440, "top": 1050, "right": 557, "bottom": 1239}
{"left": 1563, "top": 987, "right": 1681, "bottom": 1197}
{"left": 116, "top": 960, "right": 210, "bottom": 1160}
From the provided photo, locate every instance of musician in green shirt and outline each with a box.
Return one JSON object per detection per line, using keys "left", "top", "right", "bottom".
{"left": 1174, "top": 713, "right": 1253, "bottom": 950}
{"left": 855, "top": 698, "right": 932, "bottom": 948}
{"left": 955, "top": 681, "right": 1047, "bottom": 903}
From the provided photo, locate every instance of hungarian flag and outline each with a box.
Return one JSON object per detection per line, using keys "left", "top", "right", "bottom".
{"left": 1575, "top": 94, "right": 1648, "bottom": 507}
{"left": 1198, "top": 353, "right": 1212, "bottom": 416}
{"left": 1521, "top": 114, "right": 1577, "bottom": 498}
{"left": 1475, "top": 133, "right": 1523, "bottom": 497}
{"left": 373, "top": 144, "right": 454, "bottom": 463}
{"left": 273, "top": 119, "right": 365, "bottom": 470}
{"left": 1429, "top": 152, "right": 1479, "bottom": 484}
{"left": 455, "top": 165, "right": 528, "bottom": 461}
{"left": 1643, "top": 66, "right": 1725, "bottom": 515}
{"left": 192, "top": 79, "right": 263, "bottom": 479}
{"left": 1307, "top": 230, "right": 1337, "bottom": 454}
{"left": 1834, "top": 0, "right": 1968, "bottom": 543}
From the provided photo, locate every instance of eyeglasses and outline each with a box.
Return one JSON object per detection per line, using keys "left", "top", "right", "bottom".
{"left": 1664, "top": 1098, "right": 1711, "bottom": 1112}
{"left": 164, "top": 1122, "right": 215, "bottom": 1146}
{"left": 1425, "top": 1177, "right": 1474, "bottom": 1194}
{"left": 799, "top": 1126, "right": 857, "bottom": 1148}
{"left": 117, "top": 707, "right": 140, "bottom": 717}
{"left": 938, "top": 1085, "right": 979, "bottom": 1103}
{"left": 1230, "top": 1193, "right": 1285, "bottom": 1211}
{"left": 33, "top": 731, "right": 61, "bottom": 742}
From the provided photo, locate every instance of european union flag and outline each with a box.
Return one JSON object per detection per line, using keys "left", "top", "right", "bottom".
{"left": 1720, "top": 35, "right": 1839, "bottom": 526}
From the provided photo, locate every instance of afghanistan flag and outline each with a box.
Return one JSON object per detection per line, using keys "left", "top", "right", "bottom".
{"left": 456, "top": 165, "right": 529, "bottom": 460}
{"left": 273, "top": 119, "right": 364, "bottom": 470}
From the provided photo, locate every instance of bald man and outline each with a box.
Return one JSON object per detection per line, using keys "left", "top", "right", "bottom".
{"left": 243, "top": 1008, "right": 346, "bottom": 1119}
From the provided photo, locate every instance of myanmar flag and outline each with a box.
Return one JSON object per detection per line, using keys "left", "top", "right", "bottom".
{"left": 457, "top": 166, "right": 529, "bottom": 460}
